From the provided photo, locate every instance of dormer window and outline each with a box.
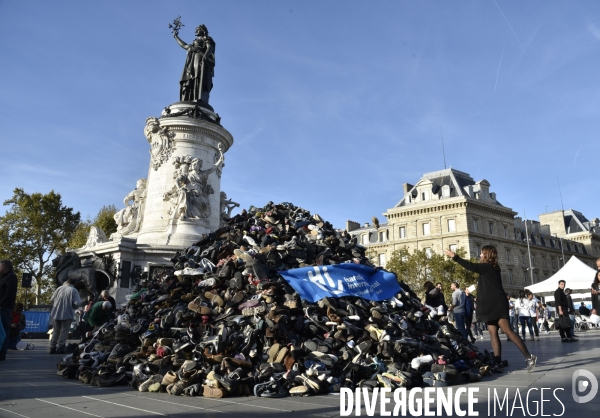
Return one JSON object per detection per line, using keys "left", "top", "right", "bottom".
{"left": 442, "top": 185, "right": 450, "bottom": 197}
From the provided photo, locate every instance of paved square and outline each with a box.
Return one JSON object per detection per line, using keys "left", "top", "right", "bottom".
{"left": 0, "top": 330, "right": 598, "bottom": 417}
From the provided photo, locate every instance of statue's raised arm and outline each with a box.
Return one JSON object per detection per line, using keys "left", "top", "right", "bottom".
{"left": 170, "top": 18, "right": 216, "bottom": 105}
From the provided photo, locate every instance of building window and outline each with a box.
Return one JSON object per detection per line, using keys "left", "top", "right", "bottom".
{"left": 361, "top": 234, "right": 368, "bottom": 245}
{"left": 489, "top": 222, "right": 494, "bottom": 235}
{"left": 508, "top": 269, "right": 513, "bottom": 285}
{"left": 551, "top": 258, "right": 557, "bottom": 268}
{"left": 450, "top": 244, "right": 457, "bottom": 252}
{"left": 533, "top": 272, "right": 538, "bottom": 283}
{"left": 473, "top": 219, "right": 479, "bottom": 232}
{"left": 506, "top": 250, "right": 511, "bottom": 262}
{"left": 442, "top": 186, "right": 450, "bottom": 197}
{"left": 399, "top": 226, "right": 406, "bottom": 238}
{"left": 379, "top": 231, "right": 387, "bottom": 242}
{"left": 425, "top": 248, "right": 432, "bottom": 258}
{"left": 421, "top": 191, "right": 429, "bottom": 201}
{"left": 378, "top": 253, "right": 386, "bottom": 267}
{"left": 531, "top": 255, "right": 536, "bottom": 266}
{"left": 503, "top": 225, "right": 508, "bottom": 238}
{"left": 423, "top": 223, "right": 431, "bottom": 235}
{"left": 447, "top": 219, "right": 456, "bottom": 232}
{"left": 475, "top": 244, "right": 481, "bottom": 260}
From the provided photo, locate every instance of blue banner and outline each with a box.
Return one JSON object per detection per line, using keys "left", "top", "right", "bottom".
{"left": 23, "top": 311, "right": 51, "bottom": 333}
{"left": 278, "top": 264, "right": 401, "bottom": 302}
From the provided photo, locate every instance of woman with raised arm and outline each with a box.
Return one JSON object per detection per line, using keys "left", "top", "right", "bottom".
{"left": 444, "top": 245, "right": 537, "bottom": 372}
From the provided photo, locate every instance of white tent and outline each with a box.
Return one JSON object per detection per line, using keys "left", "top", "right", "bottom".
{"left": 525, "top": 256, "right": 596, "bottom": 298}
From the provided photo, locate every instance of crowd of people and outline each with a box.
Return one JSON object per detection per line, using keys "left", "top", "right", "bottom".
{"left": 439, "top": 257, "right": 600, "bottom": 344}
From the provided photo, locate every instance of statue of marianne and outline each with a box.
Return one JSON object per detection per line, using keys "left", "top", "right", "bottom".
{"left": 173, "top": 24, "right": 215, "bottom": 104}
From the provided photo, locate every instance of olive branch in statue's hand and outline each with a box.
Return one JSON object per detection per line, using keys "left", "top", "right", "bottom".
{"left": 169, "top": 16, "right": 184, "bottom": 35}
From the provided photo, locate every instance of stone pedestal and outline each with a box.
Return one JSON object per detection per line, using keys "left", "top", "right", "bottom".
{"left": 136, "top": 102, "right": 234, "bottom": 247}
{"left": 73, "top": 102, "right": 235, "bottom": 308}
{"left": 75, "top": 238, "right": 181, "bottom": 307}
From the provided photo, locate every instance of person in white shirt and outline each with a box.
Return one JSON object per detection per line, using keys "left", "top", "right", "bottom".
{"left": 588, "top": 308, "right": 600, "bottom": 326}
{"left": 537, "top": 302, "right": 550, "bottom": 334}
{"left": 517, "top": 290, "right": 536, "bottom": 341}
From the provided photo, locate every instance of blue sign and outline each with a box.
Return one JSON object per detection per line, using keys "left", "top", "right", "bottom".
{"left": 23, "top": 311, "right": 51, "bottom": 333}
{"left": 278, "top": 264, "right": 401, "bottom": 303}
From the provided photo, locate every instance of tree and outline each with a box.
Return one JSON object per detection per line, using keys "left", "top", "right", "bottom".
{"left": 0, "top": 188, "right": 81, "bottom": 304}
{"left": 68, "top": 205, "right": 118, "bottom": 249}
{"left": 68, "top": 216, "right": 93, "bottom": 250}
{"left": 385, "top": 247, "right": 479, "bottom": 302}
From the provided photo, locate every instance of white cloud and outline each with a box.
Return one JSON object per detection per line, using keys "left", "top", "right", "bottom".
{"left": 587, "top": 23, "right": 600, "bottom": 40}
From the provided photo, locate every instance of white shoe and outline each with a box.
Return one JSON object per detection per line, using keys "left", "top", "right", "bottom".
{"left": 139, "top": 374, "right": 163, "bottom": 392}
{"left": 478, "top": 336, "right": 484, "bottom": 340}
{"left": 410, "top": 354, "right": 434, "bottom": 370}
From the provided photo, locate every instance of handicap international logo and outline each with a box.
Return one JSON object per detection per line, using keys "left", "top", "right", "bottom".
{"left": 279, "top": 264, "right": 401, "bottom": 303}
{"left": 572, "top": 369, "right": 598, "bottom": 403}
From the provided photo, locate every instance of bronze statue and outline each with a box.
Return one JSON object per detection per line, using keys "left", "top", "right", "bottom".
{"left": 53, "top": 252, "right": 114, "bottom": 301}
{"left": 171, "top": 18, "right": 215, "bottom": 105}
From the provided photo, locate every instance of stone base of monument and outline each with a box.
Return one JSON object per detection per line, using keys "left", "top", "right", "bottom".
{"left": 74, "top": 238, "right": 182, "bottom": 308}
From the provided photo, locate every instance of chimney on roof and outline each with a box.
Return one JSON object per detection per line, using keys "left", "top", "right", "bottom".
{"left": 346, "top": 220, "right": 360, "bottom": 232}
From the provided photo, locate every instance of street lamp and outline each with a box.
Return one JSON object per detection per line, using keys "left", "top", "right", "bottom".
{"left": 524, "top": 214, "right": 534, "bottom": 286}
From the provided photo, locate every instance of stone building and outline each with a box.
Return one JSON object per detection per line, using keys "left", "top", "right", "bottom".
{"left": 346, "top": 168, "right": 600, "bottom": 294}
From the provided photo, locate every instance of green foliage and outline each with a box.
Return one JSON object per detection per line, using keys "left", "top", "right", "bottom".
{"left": 94, "top": 205, "right": 118, "bottom": 237}
{"left": 0, "top": 188, "right": 81, "bottom": 304}
{"left": 68, "top": 216, "right": 93, "bottom": 250}
{"left": 385, "top": 247, "right": 479, "bottom": 302}
{"left": 68, "top": 205, "right": 117, "bottom": 249}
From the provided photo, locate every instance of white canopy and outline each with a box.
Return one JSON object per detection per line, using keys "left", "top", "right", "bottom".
{"left": 525, "top": 256, "right": 596, "bottom": 298}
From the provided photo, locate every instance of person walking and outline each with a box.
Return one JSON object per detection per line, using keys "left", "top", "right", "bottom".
{"left": 449, "top": 281, "right": 467, "bottom": 340}
{"left": 49, "top": 277, "right": 82, "bottom": 354}
{"left": 0, "top": 260, "right": 18, "bottom": 361}
{"left": 507, "top": 293, "right": 516, "bottom": 341}
{"left": 538, "top": 302, "right": 550, "bottom": 334}
{"left": 564, "top": 288, "right": 577, "bottom": 337}
{"left": 517, "top": 291, "right": 535, "bottom": 342}
{"left": 554, "top": 280, "right": 577, "bottom": 342}
{"left": 472, "top": 296, "right": 484, "bottom": 340}
{"left": 464, "top": 288, "right": 477, "bottom": 343}
{"left": 444, "top": 246, "right": 536, "bottom": 372}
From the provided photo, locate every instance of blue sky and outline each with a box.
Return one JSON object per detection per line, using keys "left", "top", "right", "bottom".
{"left": 1, "top": 1, "right": 599, "bottom": 230}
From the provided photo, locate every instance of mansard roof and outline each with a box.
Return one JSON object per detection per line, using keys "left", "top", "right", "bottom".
{"left": 565, "top": 209, "right": 590, "bottom": 234}
{"left": 394, "top": 168, "right": 505, "bottom": 208}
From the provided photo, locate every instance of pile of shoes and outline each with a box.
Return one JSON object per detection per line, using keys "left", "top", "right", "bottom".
{"left": 56, "top": 201, "right": 505, "bottom": 397}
